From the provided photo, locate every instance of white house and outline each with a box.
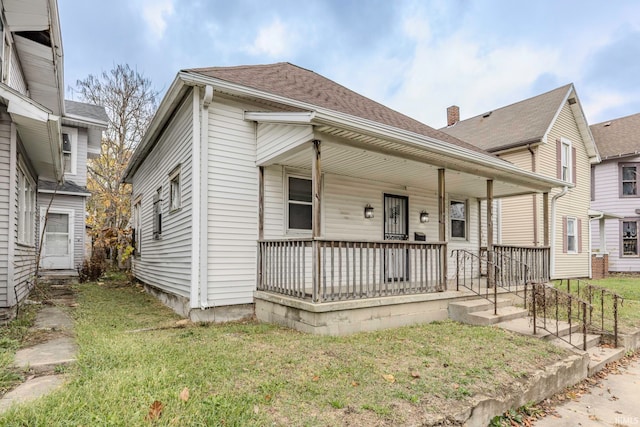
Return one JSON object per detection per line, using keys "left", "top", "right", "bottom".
{"left": 37, "top": 100, "right": 107, "bottom": 272}
{"left": 123, "top": 63, "right": 567, "bottom": 334}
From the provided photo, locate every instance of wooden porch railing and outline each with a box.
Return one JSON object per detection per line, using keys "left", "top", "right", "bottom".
{"left": 258, "top": 239, "right": 447, "bottom": 302}
{"left": 493, "top": 244, "right": 550, "bottom": 283}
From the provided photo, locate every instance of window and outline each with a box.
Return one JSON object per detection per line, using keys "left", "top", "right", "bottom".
{"left": 153, "top": 187, "right": 162, "bottom": 240}
{"left": 560, "top": 139, "right": 571, "bottom": 182}
{"left": 61, "top": 127, "right": 77, "bottom": 175}
{"left": 169, "top": 166, "right": 181, "bottom": 211}
{"left": 621, "top": 219, "right": 639, "bottom": 256}
{"left": 17, "top": 164, "right": 36, "bottom": 245}
{"left": 450, "top": 200, "right": 467, "bottom": 239}
{"left": 287, "top": 176, "right": 312, "bottom": 231}
{"left": 133, "top": 197, "right": 142, "bottom": 256}
{"left": 566, "top": 217, "right": 577, "bottom": 253}
{"left": 619, "top": 163, "right": 639, "bottom": 197}
{"left": 62, "top": 133, "right": 72, "bottom": 173}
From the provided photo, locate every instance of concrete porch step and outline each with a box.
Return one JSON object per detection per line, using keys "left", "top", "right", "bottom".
{"left": 467, "top": 306, "right": 529, "bottom": 326}
{"left": 448, "top": 298, "right": 514, "bottom": 324}
{"left": 587, "top": 345, "right": 627, "bottom": 376}
{"left": 549, "top": 332, "right": 601, "bottom": 351}
{"left": 495, "top": 316, "right": 580, "bottom": 340}
{"left": 13, "top": 337, "right": 77, "bottom": 375}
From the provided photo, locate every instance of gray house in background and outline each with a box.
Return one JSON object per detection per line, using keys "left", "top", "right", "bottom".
{"left": 590, "top": 113, "right": 640, "bottom": 275}
{"left": 38, "top": 100, "right": 107, "bottom": 271}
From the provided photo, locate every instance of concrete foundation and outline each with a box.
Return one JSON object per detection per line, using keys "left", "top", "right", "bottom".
{"left": 254, "top": 290, "right": 491, "bottom": 335}
{"left": 142, "top": 282, "right": 254, "bottom": 323}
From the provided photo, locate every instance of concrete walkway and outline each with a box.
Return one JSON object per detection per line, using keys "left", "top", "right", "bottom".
{"left": 534, "top": 356, "right": 640, "bottom": 426}
{"left": 0, "top": 291, "right": 77, "bottom": 414}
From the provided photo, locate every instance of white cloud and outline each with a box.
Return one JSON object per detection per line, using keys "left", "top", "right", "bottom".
{"left": 141, "top": 0, "right": 174, "bottom": 41}
{"left": 248, "top": 18, "right": 292, "bottom": 58}
{"left": 582, "top": 90, "right": 633, "bottom": 124}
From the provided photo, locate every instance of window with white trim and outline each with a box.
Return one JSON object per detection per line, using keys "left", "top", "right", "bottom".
{"left": 620, "top": 163, "right": 639, "bottom": 197}
{"left": 153, "top": 187, "right": 162, "bottom": 240}
{"left": 61, "top": 127, "right": 78, "bottom": 176}
{"left": 621, "top": 219, "right": 639, "bottom": 256}
{"left": 133, "top": 197, "right": 142, "bottom": 256}
{"left": 561, "top": 139, "right": 571, "bottom": 182}
{"left": 450, "top": 200, "right": 467, "bottom": 239}
{"left": 169, "top": 166, "right": 181, "bottom": 212}
{"left": 17, "top": 164, "right": 36, "bottom": 245}
{"left": 566, "top": 217, "right": 577, "bottom": 253}
{"left": 287, "top": 175, "right": 312, "bottom": 231}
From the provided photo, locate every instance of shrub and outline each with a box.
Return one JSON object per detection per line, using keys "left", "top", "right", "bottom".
{"left": 78, "top": 250, "right": 107, "bottom": 283}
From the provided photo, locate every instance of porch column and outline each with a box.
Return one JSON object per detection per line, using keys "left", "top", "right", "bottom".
{"left": 312, "top": 140, "right": 321, "bottom": 302}
{"left": 438, "top": 169, "right": 446, "bottom": 290}
{"left": 257, "top": 166, "right": 264, "bottom": 290}
{"left": 487, "top": 180, "right": 495, "bottom": 308}
{"left": 543, "top": 192, "right": 549, "bottom": 246}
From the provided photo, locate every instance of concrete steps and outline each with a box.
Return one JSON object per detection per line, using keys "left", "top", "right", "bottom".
{"left": 549, "top": 332, "right": 602, "bottom": 351}
{"left": 448, "top": 298, "right": 523, "bottom": 325}
{"left": 587, "top": 345, "right": 627, "bottom": 376}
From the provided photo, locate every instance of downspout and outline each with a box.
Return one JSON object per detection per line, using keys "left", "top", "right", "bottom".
{"left": 550, "top": 186, "right": 569, "bottom": 278}
{"left": 200, "top": 85, "right": 213, "bottom": 309}
{"left": 190, "top": 87, "right": 201, "bottom": 309}
{"left": 528, "top": 144, "right": 538, "bottom": 245}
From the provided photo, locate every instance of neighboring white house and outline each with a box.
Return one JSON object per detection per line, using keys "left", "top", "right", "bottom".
{"left": 38, "top": 100, "right": 107, "bottom": 271}
{"left": 590, "top": 113, "right": 640, "bottom": 274}
{"left": 123, "top": 63, "right": 567, "bottom": 333}
{"left": 441, "top": 84, "right": 600, "bottom": 279}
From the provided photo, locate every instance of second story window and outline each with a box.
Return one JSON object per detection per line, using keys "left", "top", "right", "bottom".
{"left": 169, "top": 166, "right": 181, "bottom": 212}
{"left": 561, "top": 139, "right": 571, "bottom": 182}
{"left": 153, "top": 187, "right": 162, "bottom": 240}
{"left": 620, "top": 163, "right": 639, "bottom": 197}
{"left": 61, "top": 127, "right": 78, "bottom": 175}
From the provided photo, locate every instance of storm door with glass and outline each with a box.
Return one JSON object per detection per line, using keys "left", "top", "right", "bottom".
{"left": 40, "top": 211, "right": 73, "bottom": 269}
{"left": 383, "top": 194, "right": 409, "bottom": 281}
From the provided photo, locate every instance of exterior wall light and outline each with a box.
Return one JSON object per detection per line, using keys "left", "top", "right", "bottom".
{"left": 364, "top": 204, "right": 374, "bottom": 219}
{"left": 420, "top": 210, "right": 429, "bottom": 223}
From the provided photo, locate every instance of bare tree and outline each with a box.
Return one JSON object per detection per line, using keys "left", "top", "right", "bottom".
{"left": 75, "top": 64, "right": 158, "bottom": 266}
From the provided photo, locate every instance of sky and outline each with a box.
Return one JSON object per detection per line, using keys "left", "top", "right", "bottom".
{"left": 59, "top": 0, "right": 640, "bottom": 128}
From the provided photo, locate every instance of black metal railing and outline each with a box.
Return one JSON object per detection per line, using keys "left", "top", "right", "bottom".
{"left": 557, "top": 279, "right": 623, "bottom": 348}
{"left": 525, "top": 282, "right": 591, "bottom": 350}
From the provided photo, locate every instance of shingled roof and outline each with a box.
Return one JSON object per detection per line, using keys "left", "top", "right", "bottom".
{"left": 440, "top": 84, "right": 573, "bottom": 152}
{"left": 64, "top": 100, "right": 109, "bottom": 123}
{"left": 186, "top": 62, "right": 489, "bottom": 155}
{"left": 590, "top": 113, "right": 640, "bottom": 160}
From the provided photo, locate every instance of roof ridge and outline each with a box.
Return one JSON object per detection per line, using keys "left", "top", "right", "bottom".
{"left": 458, "top": 83, "right": 573, "bottom": 123}
{"left": 590, "top": 111, "right": 640, "bottom": 127}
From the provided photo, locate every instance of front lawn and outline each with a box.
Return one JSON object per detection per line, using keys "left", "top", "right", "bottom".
{"left": 0, "top": 273, "right": 567, "bottom": 426}
{"left": 587, "top": 275, "right": 640, "bottom": 332}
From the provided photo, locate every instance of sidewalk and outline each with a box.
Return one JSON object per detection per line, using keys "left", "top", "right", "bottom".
{"left": 0, "top": 286, "right": 77, "bottom": 414}
{"left": 534, "top": 356, "right": 640, "bottom": 426}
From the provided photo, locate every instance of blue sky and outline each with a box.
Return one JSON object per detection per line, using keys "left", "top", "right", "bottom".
{"left": 59, "top": 0, "right": 640, "bottom": 128}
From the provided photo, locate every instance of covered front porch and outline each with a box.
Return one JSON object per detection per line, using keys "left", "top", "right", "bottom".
{"left": 250, "top": 112, "right": 562, "bottom": 334}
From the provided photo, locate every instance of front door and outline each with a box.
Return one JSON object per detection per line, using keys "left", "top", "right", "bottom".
{"left": 384, "top": 194, "right": 409, "bottom": 281}
{"left": 40, "top": 211, "right": 74, "bottom": 270}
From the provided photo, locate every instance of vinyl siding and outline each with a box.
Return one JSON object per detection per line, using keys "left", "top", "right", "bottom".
{"left": 0, "top": 107, "right": 11, "bottom": 306}
{"left": 37, "top": 193, "right": 87, "bottom": 269}
{"left": 206, "top": 98, "right": 258, "bottom": 306}
{"left": 256, "top": 123, "right": 314, "bottom": 165}
{"left": 591, "top": 156, "right": 640, "bottom": 271}
{"left": 263, "top": 165, "right": 479, "bottom": 280}
{"left": 63, "top": 127, "right": 88, "bottom": 187}
{"left": 544, "top": 103, "right": 591, "bottom": 278}
{"left": 7, "top": 43, "right": 27, "bottom": 95}
{"left": 131, "top": 93, "right": 194, "bottom": 298}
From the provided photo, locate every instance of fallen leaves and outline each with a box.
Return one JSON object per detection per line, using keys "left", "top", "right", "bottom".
{"left": 145, "top": 400, "right": 163, "bottom": 421}
{"left": 410, "top": 370, "right": 421, "bottom": 379}
{"left": 382, "top": 374, "right": 395, "bottom": 383}
{"left": 179, "top": 387, "right": 190, "bottom": 402}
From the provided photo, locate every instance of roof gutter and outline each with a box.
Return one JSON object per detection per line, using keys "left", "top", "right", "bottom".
{"left": 178, "top": 71, "right": 566, "bottom": 192}
{"left": 48, "top": 0, "right": 65, "bottom": 116}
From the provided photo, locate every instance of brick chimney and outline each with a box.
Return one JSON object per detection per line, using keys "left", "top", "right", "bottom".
{"left": 447, "top": 105, "right": 459, "bottom": 126}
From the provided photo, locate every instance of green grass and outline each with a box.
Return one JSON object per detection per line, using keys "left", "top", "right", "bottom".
{"left": 587, "top": 276, "right": 640, "bottom": 332}
{"left": 0, "top": 305, "right": 37, "bottom": 395}
{"left": 0, "top": 275, "right": 568, "bottom": 426}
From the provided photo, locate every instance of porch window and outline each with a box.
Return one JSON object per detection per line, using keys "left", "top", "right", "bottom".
{"left": 566, "top": 217, "right": 577, "bottom": 253}
{"left": 153, "top": 187, "right": 162, "bottom": 240}
{"left": 287, "top": 176, "right": 312, "bottom": 231}
{"left": 450, "top": 200, "right": 467, "bottom": 239}
{"left": 621, "top": 219, "right": 639, "bottom": 256}
{"left": 620, "top": 163, "right": 639, "bottom": 197}
{"left": 169, "top": 166, "right": 181, "bottom": 212}
{"left": 17, "top": 164, "right": 36, "bottom": 245}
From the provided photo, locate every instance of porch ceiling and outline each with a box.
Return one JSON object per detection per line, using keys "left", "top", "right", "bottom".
{"left": 272, "top": 130, "right": 556, "bottom": 199}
